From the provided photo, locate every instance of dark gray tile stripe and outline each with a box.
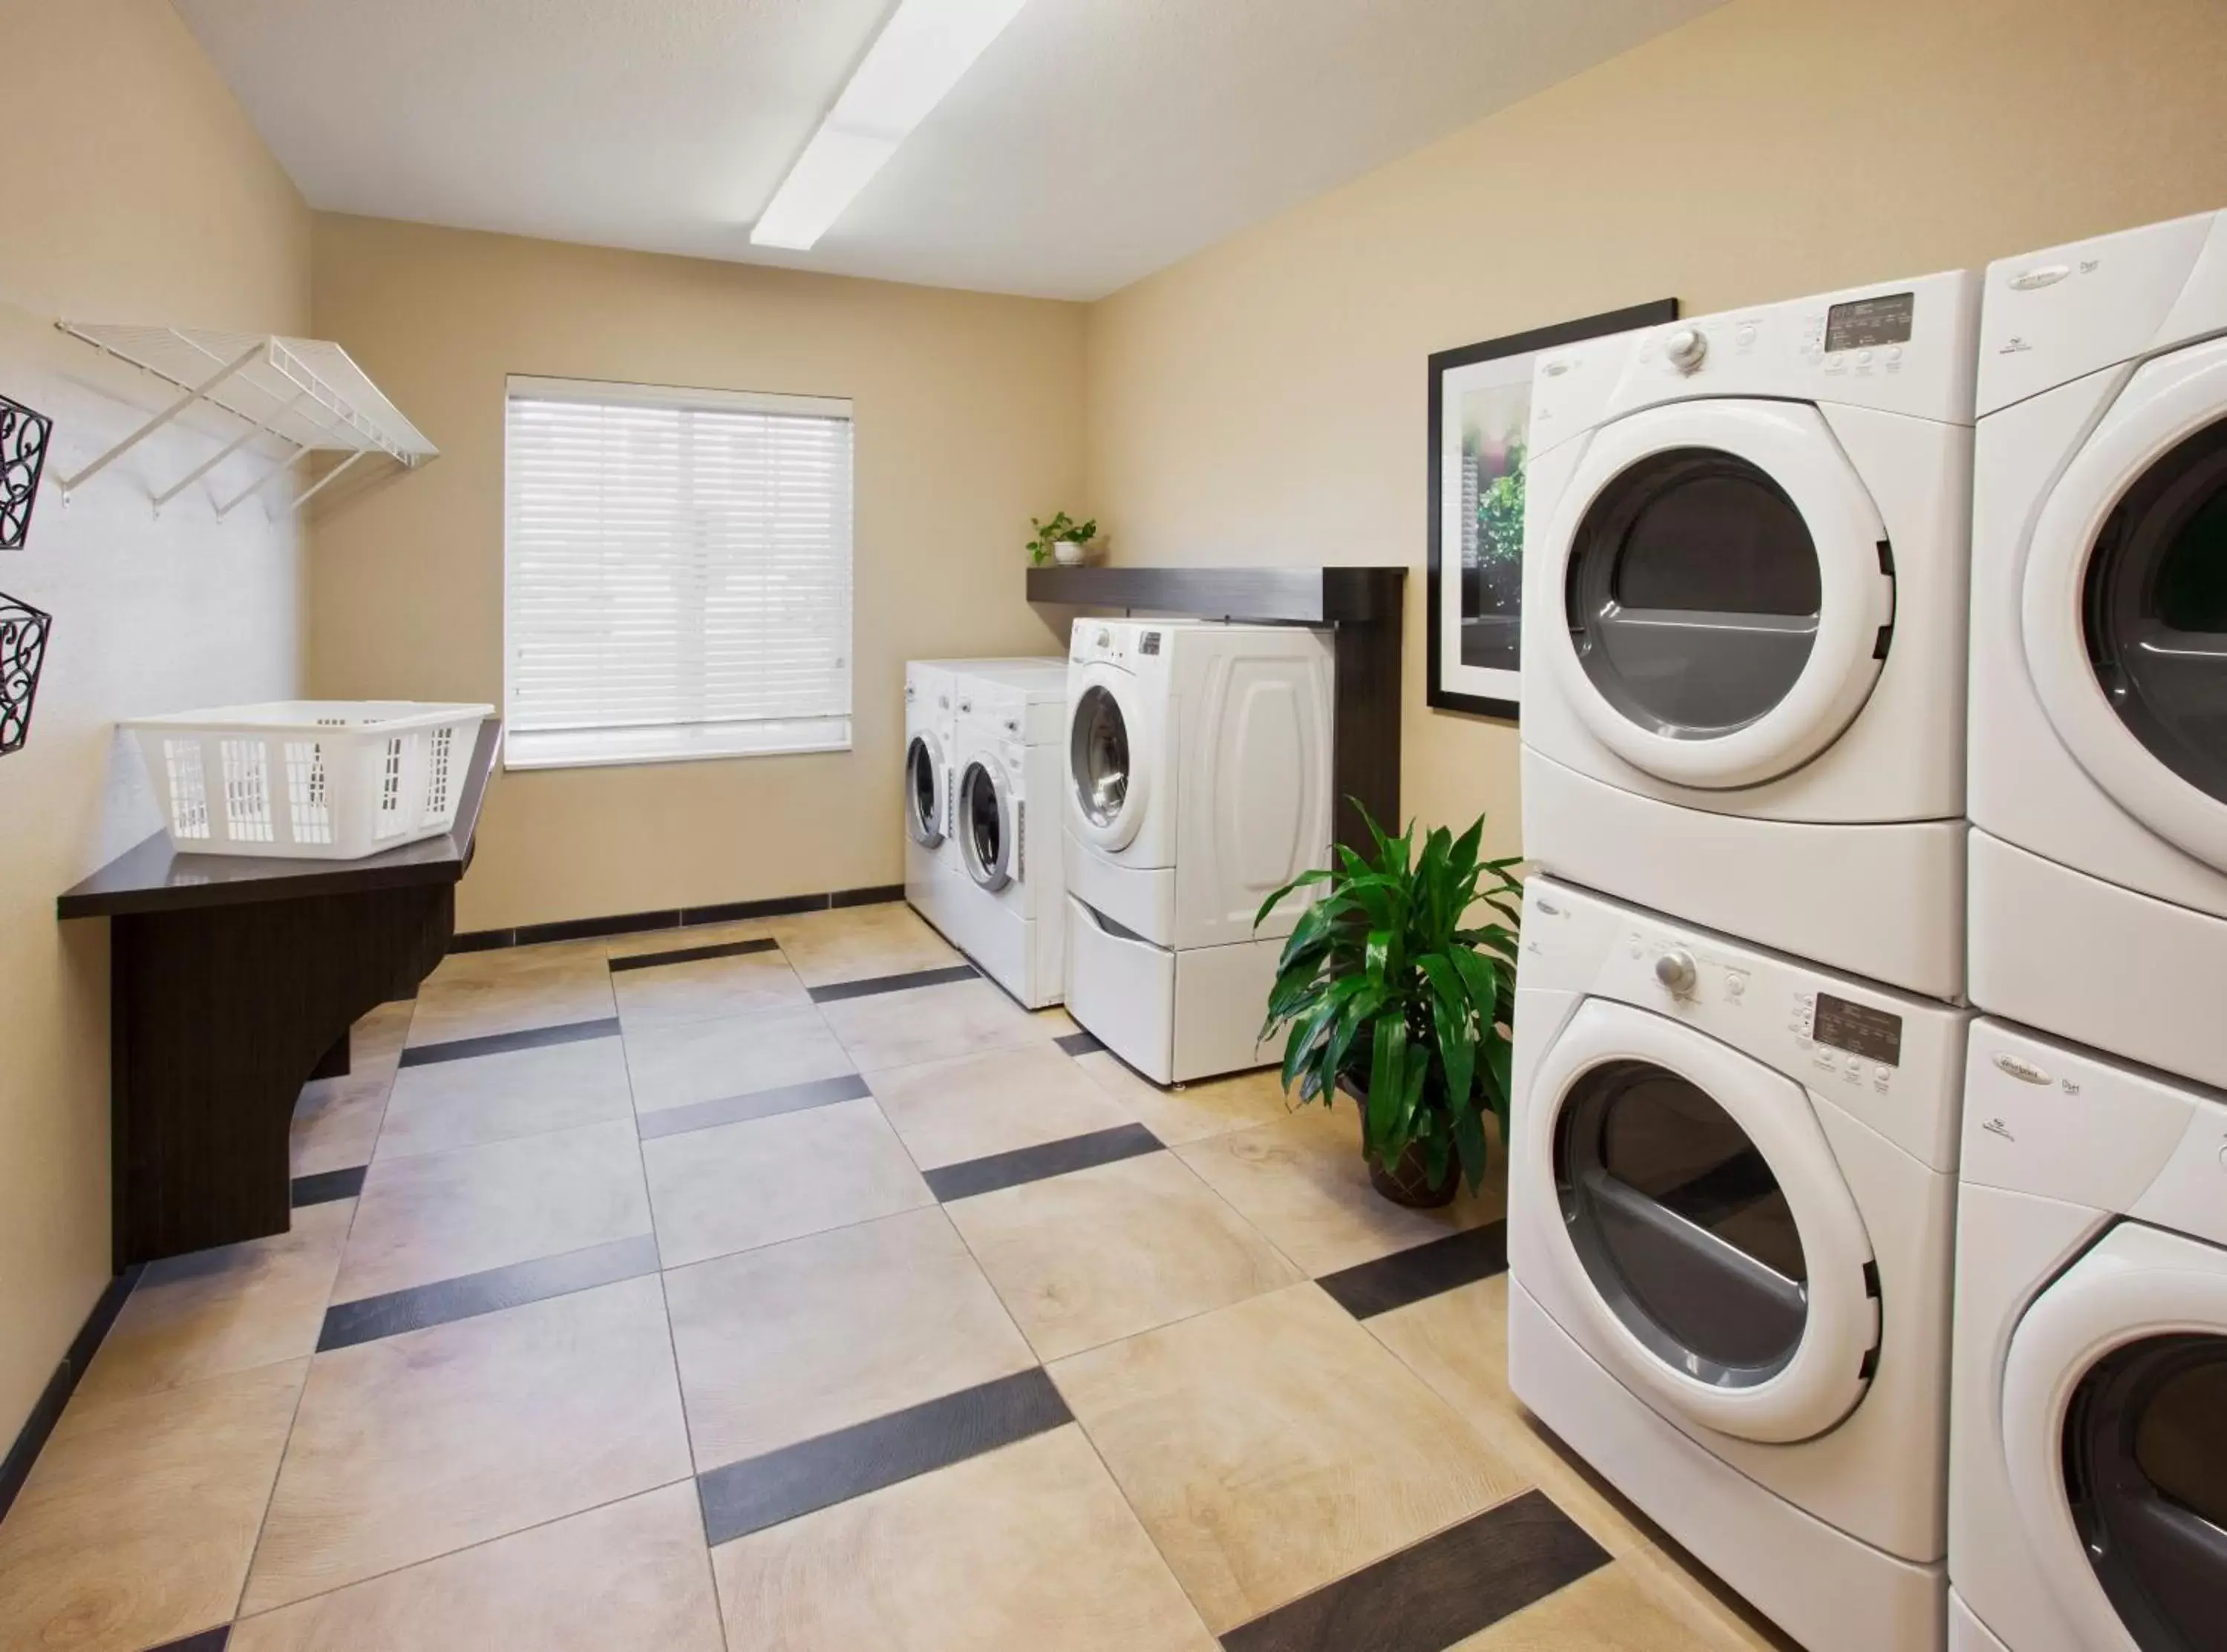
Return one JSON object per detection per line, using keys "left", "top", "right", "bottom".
{"left": 924, "top": 1124, "right": 1162, "bottom": 1202}
{"left": 1218, "top": 1489, "right": 1610, "bottom": 1652}
{"left": 290, "top": 1165, "right": 366, "bottom": 1207}
{"left": 697, "top": 1368, "right": 1070, "bottom": 1545}
{"left": 1315, "top": 1222, "right": 1508, "bottom": 1320}
{"left": 635, "top": 1073, "right": 871, "bottom": 1140}
{"left": 147, "top": 1628, "right": 230, "bottom": 1652}
{"left": 608, "top": 937, "right": 781, "bottom": 974}
{"left": 1054, "top": 1029, "right": 1104, "bottom": 1057}
{"left": 808, "top": 963, "right": 979, "bottom": 1003}
{"left": 317, "top": 1234, "right": 662, "bottom": 1352}
{"left": 398, "top": 1016, "right": 621, "bottom": 1067}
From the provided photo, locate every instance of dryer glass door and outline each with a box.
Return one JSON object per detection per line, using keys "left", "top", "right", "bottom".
{"left": 959, "top": 758, "right": 1013, "bottom": 891}
{"left": 905, "top": 735, "right": 944, "bottom": 848}
{"left": 2064, "top": 1333, "right": 2227, "bottom": 1652}
{"left": 1071, "top": 684, "right": 1130, "bottom": 830}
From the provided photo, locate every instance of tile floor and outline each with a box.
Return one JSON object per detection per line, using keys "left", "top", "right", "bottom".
{"left": 0, "top": 901, "right": 1795, "bottom": 1652}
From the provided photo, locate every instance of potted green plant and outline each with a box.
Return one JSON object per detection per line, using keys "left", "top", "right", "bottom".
{"left": 1027, "top": 511, "right": 1099, "bottom": 566}
{"left": 1256, "top": 810, "right": 1521, "bottom": 1207}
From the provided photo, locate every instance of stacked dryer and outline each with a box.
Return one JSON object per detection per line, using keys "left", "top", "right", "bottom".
{"left": 1949, "top": 209, "right": 2227, "bottom": 1652}
{"left": 1505, "top": 274, "right": 1983, "bottom": 1652}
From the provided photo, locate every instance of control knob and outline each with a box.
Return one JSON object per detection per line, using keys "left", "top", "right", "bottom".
{"left": 1654, "top": 950, "right": 1698, "bottom": 995}
{"left": 1664, "top": 327, "right": 1707, "bottom": 372}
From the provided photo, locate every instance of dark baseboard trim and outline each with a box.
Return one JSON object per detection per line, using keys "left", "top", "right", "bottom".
{"left": 0, "top": 1265, "right": 143, "bottom": 1524}
{"left": 451, "top": 884, "right": 909, "bottom": 954}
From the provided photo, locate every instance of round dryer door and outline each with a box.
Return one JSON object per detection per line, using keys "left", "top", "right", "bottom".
{"left": 2022, "top": 338, "right": 2227, "bottom": 874}
{"left": 1999, "top": 1222, "right": 2227, "bottom": 1652}
{"left": 905, "top": 733, "right": 944, "bottom": 848}
{"left": 1540, "top": 399, "right": 1896, "bottom": 789}
{"left": 1068, "top": 673, "right": 1146, "bottom": 850}
{"left": 958, "top": 758, "right": 1016, "bottom": 891}
{"left": 1524, "top": 999, "right": 1880, "bottom": 1442}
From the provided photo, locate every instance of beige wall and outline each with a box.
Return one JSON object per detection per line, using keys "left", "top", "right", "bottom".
{"left": 0, "top": 0, "right": 309, "bottom": 1446}
{"left": 1083, "top": 0, "right": 2227, "bottom": 858}
{"left": 310, "top": 216, "right": 1084, "bottom": 931}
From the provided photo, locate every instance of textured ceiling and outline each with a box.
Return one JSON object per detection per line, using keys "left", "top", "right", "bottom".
{"left": 174, "top": 0, "right": 1723, "bottom": 301}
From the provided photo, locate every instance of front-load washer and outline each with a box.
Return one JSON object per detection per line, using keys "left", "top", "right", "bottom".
{"left": 1521, "top": 271, "right": 1980, "bottom": 1000}
{"left": 904, "top": 658, "right": 1059, "bottom": 947}
{"left": 1508, "top": 875, "right": 1970, "bottom": 1652}
{"left": 947, "top": 661, "right": 1070, "bottom": 1007}
{"left": 1946, "top": 1017, "right": 2227, "bottom": 1652}
{"left": 1967, "top": 208, "right": 2227, "bottom": 1089}
{"left": 1062, "top": 617, "right": 1334, "bottom": 1084}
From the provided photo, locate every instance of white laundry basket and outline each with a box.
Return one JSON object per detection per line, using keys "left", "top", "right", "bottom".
{"left": 125, "top": 701, "right": 491, "bottom": 860}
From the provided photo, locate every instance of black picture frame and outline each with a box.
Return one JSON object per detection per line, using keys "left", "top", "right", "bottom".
{"left": 1426, "top": 297, "right": 1680, "bottom": 720}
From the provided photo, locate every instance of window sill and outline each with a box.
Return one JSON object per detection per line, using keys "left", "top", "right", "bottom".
{"left": 504, "top": 717, "right": 851, "bottom": 772}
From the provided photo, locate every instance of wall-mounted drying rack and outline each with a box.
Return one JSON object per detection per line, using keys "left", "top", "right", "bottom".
{"left": 52, "top": 321, "right": 437, "bottom": 517}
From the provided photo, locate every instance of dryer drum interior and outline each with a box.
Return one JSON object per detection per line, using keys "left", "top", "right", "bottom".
{"left": 905, "top": 735, "right": 941, "bottom": 845}
{"left": 1070, "top": 684, "right": 1129, "bottom": 827}
{"left": 1565, "top": 448, "right": 1827, "bottom": 740}
{"left": 960, "top": 761, "right": 1011, "bottom": 891}
{"left": 1554, "top": 1057, "right": 1811, "bottom": 1388}
{"left": 2082, "top": 413, "right": 2227, "bottom": 809}
{"left": 2062, "top": 1331, "right": 2227, "bottom": 1652}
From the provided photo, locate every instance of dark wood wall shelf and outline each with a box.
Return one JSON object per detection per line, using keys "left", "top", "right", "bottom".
{"left": 59, "top": 719, "right": 501, "bottom": 1265}
{"left": 1027, "top": 563, "right": 1404, "bottom": 850}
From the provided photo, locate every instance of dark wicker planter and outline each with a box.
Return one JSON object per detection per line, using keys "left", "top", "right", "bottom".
{"left": 1338, "top": 1074, "right": 1460, "bottom": 1208}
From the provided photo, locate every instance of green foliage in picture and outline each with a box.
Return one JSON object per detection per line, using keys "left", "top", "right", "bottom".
{"left": 1474, "top": 439, "right": 1525, "bottom": 573}
{"left": 1255, "top": 809, "right": 1523, "bottom": 1193}
{"left": 1026, "top": 511, "right": 1098, "bottom": 565}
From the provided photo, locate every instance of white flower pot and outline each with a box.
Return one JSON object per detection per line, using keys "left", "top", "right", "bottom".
{"left": 1053, "top": 540, "right": 1089, "bottom": 566}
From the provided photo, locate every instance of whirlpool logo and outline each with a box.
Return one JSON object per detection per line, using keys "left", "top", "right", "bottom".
{"left": 1992, "top": 1052, "right": 2053, "bottom": 1086}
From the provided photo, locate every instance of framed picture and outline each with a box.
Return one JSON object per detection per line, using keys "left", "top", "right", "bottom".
{"left": 1426, "top": 297, "right": 1680, "bottom": 720}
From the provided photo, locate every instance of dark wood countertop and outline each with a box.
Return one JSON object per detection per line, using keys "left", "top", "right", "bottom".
{"left": 58, "top": 717, "right": 501, "bottom": 920}
{"left": 1025, "top": 564, "right": 1404, "bottom": 626}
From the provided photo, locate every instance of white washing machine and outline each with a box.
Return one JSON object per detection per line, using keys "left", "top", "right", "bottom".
{"left": 1946, "top": 1017, "right": 2227, "bottom": 1652}
{"left": 1063, "top": 617, "right": 1334, "bottom": 1084}
{"left": 1508, "top": 875, "right": 1970, "bottom": 1652}
{"left": 946, "top": 661, "right": 1070, "bottom": 1007}
{"left": 903, "top": 657, "right": 1059, "bottom": 946}
{"left": 1967, "top": 208, "right": 2227, "bottom": 1089}
{"left": 1521, "top": 271, "right": 1980, "bottom": 1000}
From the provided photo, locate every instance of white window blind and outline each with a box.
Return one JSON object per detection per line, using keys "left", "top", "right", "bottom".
{"left": 503, "top": 376, "right": 854, "bottom": 770}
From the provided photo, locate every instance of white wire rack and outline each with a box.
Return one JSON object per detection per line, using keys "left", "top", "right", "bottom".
{"left": 53, "top": 321, "right": 439, "bottom": 517}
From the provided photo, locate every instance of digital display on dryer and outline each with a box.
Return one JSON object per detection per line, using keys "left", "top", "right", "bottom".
{"left": 1815, "top": 993, "right": 1903, "bottom": 1066}
{"left": 1824, "top": 292, "right": 1915, "bottom": 352}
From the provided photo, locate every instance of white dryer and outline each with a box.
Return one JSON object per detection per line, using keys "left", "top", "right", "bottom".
{"left": 1947, "top": 1017, "right": 2227, "bottom": 1652}
{"left": 946, "top": 661, "right": 1070, "bottom": 1008}
{"left": 1968, "top": 208, "right": 2227, "bottom": 1089}
{"left": 903, "top": 657, "right": 1059, "bottom": 947}
{"left": 1508, "top": 875, "right": 1970, "bottom": 1652}
{"left": 1063, "top": 617, "right": 1334, "bottom": 1084}
{"left": 1521, "top": 271, "right": 1980, "bottom": 1000}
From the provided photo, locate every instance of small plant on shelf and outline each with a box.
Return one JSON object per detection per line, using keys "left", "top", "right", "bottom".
{"left": 1026, "top": 511, "right": 1098, "bottom": 566}
{"left": 1256, "top": 808, "right": 1521, "bottom": 1207}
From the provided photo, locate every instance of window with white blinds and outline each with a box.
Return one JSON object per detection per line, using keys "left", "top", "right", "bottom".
{"left": 503, "top": 376, "right": 854, "bottom": 770}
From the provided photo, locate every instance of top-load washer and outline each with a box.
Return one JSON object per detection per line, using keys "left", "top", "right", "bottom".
{"left": 1062, "top": 617, "right": 1334, "bottom": 1083}
{"left": 903, "top": 657, "right": 1059, "bottom": 945}
{"left": 1522, "top": 271, "right": 1981, "bottom": 1000}
{"left": 1508, "top": 874, "right": 1971, "bottom": 1652}
{"left": 946, "top": 661, "right": 1070, "bottom": 1007}
{"left": 1946, "top": 1017, "right": 2227, "bottom": 1652}
{"left": 1967, "top": 208, "right": 2227, "bottom": 1089}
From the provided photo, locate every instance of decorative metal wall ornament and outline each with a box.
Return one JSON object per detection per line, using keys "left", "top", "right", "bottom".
{"left": 1, "top": 393, "right": 54, "bottom": 549}
{"left": 1, "top": 591, "right": 53, "bottom": 755}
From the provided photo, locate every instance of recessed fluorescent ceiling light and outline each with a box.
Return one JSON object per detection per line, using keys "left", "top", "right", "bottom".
{"left": 751, "top": 0, "right": 1033, "bottom": 251}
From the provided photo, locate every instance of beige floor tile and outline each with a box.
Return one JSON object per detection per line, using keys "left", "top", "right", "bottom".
{"left": 624, "top": 1005, "right": 854, "bottom": 1113}
{"left": 665, "top": 1206, "right": 1034, "bottom": 1469}
{"left": 1051, "top": 1282, "right": 1528, "bottom": 1632}
{"left": 405, "top": 950, "right": 615, "bottom": 1048}
{"left": 819, "top": 978, "right": 1052, "bottom": 1073}
{"left": 712, "top": 1424, "right": 1216, "bottom": 1652}
{"left": 766, "top": 901, "right": 961, "bottom": 986}
{"left": 375, "top": 1035, "right": 634, "bottom": 1160}
{"left": 242, "top": 1276, "right": 691, "bottom": 1613}
{"left": 641, "top": 1098, "right": 933, "bottom": 1267}
{"left": 869, "top": 1043, "right": 1138, "bottom": 1169}
{"left": 1449, "top": 1561, "right": 1747, "bottom": 1651}
{"left": 949, "top": 1153, "right": 1303, "bottom": 1359}
{"left": 290, "top": 1069, "right": 390, "bottom": 1177}
{"left": 347, "top": 999, "right": 416, "bottom": 1073}
{"left": 1072, "top": 1050, "right": 1301, "bottom": 1145}
{"left": 612, "top": 948, "right": 811, "bottom": 1033}
{"left": 1031, "top": 1005, "right": 1082, "bottom": 1038}
{"left": 0, "top": 1360, "right": 305, "bottom": 1652}
{"left": 333, "top": 1118, "right": 650, "bottom": 1303}
{"left": 1174, "top": 1104, "right": 1504, "bottom": 1276}
{"left": 603, "top": 918, "right": 772, "bottom": 961}
{"left": 229, "top": 1481, "right": 723, "bottom": 1652}
{"left": 78, "top": 1200, "right": 352, "bottom": 1403}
